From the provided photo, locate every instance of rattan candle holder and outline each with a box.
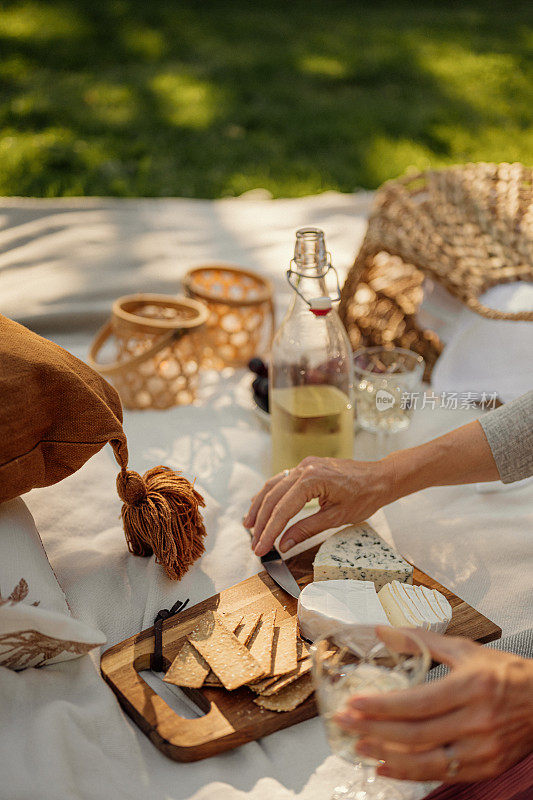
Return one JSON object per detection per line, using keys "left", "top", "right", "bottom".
{"left": 183, "top": 265, "right": 274, "bottom": 368}
{"left": 88, "top": 294, "right": 208, "bottom": 409}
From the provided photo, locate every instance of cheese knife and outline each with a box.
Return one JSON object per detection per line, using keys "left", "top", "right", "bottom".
{"left": 259, "top": 546, "right": 302, "bottom": 599}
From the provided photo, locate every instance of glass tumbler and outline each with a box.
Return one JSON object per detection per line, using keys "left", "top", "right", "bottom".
{"left": 353, "top": 346, "right": 424, "bottom": 458}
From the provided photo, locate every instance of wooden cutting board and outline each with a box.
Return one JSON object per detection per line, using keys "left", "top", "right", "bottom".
{"left": 100, "top": 543, "right": 501, "bottom": 762}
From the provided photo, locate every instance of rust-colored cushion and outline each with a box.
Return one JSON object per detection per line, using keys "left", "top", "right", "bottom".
{"left": 0, "top": 314, "right": 206, "bottom": 581}
{"left": 0, "top": 314, "right": 124, "bottom": 503}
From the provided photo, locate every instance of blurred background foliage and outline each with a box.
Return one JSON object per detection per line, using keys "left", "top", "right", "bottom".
{"left": 0, "top": 0, "right": 531, "bottom": 197}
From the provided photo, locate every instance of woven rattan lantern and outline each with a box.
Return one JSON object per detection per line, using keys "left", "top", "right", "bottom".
{"left": 183, "top": 264, "right": 274, "bottom": 368}
{"left": 88, "top": 294, "right": 208, "bottom": 409}
{"left": 340, "top": 162, "right": 533, "bottom": 380}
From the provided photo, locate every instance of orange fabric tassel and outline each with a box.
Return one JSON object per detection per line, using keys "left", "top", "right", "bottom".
{"left": 112, "top": 434, "right": 206, "bottom": 580}
{"left": 116, "top": 466, "right": 206, "bottom": 580}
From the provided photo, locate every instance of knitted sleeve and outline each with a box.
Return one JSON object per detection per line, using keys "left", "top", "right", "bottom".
{"left": 479, "top": 391, "right": 533, "bottom": 483}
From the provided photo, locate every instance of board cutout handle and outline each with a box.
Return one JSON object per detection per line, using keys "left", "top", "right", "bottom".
{"left": 101, "top": 642, "right": 235, "bottom": 761}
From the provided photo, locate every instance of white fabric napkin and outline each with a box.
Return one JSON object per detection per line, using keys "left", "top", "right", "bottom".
{"left": 429, "top": 282, "right": 533, "bottom": 403}
{"left": 0, "top": 498, "right": 106, "bottom": 669}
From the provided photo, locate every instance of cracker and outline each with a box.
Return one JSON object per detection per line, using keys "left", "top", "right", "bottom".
{"left": 258, "top": 657, "right": 312, "bottom": 696}
{"left": 164, "top": 610, "right": 243, "bottom": 689}
{"left": 204, "top": 612, "right": 262, "bottom": 687}
{"left": 297, "top": 637, "right": 310, "bottom": 661}
{"left": 235, "top": 612, "right": 262, "bottom": 647}
{"left": 248, "top": 674, "right": 277, "bottom": 694}
{"left": 221, "top": 611, "right": 245, "bottom": 633}
{"left": 272, "top": 616, "right": 298, "bottom": 676}
{"left": 247, "top": 610, "right": 276, "bottom": 675}
{"left": 188, "top": 610, "right": 264, "bottom": 690}
{"left": 163, "top": 641, "right": 209, "bottom": 688}
{"left": 254, "top": 674, "right": 314, "bottom": 712}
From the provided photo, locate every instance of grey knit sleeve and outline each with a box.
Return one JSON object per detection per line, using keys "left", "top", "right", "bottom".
{"left": 479, "top": 391, "right": 533, "bottom": 483}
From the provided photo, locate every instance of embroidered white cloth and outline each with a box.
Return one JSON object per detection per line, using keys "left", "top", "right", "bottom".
{"left": 0, "top": 498, "right": 106, "bottom": 670}
{"left": 1, "top": 194, "right": 532, "bottom": 800}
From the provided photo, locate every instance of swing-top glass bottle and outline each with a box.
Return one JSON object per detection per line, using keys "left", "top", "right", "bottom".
{"left": 270, "top": 228, "right": 354, "bottom": 474}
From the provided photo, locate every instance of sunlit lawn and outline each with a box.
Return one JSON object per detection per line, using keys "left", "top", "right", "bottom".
{"left": 0, "top": 0, "right": 531, "bottom": 197}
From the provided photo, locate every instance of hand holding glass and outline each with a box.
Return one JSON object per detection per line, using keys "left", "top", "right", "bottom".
{"left": 311, "top": 626, "right": 430, "bottom": 800}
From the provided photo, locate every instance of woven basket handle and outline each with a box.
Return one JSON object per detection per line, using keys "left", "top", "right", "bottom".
{"left": 465, "top": 297, "right": 533, "bottom": 322}
{"left": 88, "top": 321, "right": 180, "bottom": 377}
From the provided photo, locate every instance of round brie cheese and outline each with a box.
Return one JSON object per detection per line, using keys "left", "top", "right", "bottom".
{"left": 297, "top": 579, "right": 390, "bottom": 644}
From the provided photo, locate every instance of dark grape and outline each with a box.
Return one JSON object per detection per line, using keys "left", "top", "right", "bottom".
{"left": 253, "top": 390, "right": 269, "bottom": 413}
{"left": 252, "top": 376, "right": 269, "bottom": 399}
{"left": 248, "top": 356, "right": 268, "bottom": 377}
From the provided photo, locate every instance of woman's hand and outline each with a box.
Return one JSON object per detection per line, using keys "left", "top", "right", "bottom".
{"left": 244, "top": 420, "right": 502, "bottom": 558}
{"left": 243, "top": 455, "right": 395, "bottom": 556}
{"left": 334, "top": 628, "right": 533, "bottom": 783}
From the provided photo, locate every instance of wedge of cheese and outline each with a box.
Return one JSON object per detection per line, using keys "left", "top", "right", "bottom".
{"left": 313, "top": 524, "right": 413, "bottom": 591}
{"left": 378, "top": 581, "right": 452, "bottom": 633}
{"left": 297, "top": 579, "right": 390, "bottom": 644}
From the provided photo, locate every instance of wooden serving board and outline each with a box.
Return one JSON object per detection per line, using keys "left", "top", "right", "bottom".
{"left": 101, "top": 544, "right": 501, "bottom": 762}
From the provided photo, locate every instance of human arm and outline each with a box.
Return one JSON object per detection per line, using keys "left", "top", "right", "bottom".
{"left": 245, "top": 418, "right": 499, "bottom": 557}
{"left": 333, "top": 628, "right": 533, "bottom": 783}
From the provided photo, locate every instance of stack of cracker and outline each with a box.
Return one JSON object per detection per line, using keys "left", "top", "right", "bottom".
{"left": 164, "top": 609, "right": 314, "bottom": 712}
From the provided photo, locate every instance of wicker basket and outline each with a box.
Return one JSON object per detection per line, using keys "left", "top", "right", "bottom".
{"left": 88, "top": 294, "right": 208, "bottom": 409}
{"left": 340, "top": 162, "right": 533, "bottom": 380}
{"left": 183, "top": 264, "right": 274, "bottom": 368}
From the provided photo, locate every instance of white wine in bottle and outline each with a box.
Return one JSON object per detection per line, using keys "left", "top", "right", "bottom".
{"left": 270, "top": 228, "right": 354, "bottom": 473}
{"left": 271, "top": 385, "right": 353, "bottom": 474}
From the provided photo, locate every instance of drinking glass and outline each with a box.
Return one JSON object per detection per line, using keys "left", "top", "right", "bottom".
{"left": 311, "top": 626, "right": 430, "bottom": 800}
{"left": 353, "top": 347, "right": 425, "bottom": 457}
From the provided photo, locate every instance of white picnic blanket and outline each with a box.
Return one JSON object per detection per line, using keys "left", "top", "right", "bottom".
{"left": 1, "top": 193, "right": 532, "bottom": 800}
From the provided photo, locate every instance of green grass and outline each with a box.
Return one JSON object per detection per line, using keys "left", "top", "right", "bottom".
{"left": 0, "top": 0, "right": 531, "bottom": 197}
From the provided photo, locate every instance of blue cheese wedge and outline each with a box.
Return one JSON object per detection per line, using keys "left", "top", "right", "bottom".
{"left": 378, "top": 581, "right": 452, "bottom": 633}
{"left": 313, "top": 523, "right": 413, "bottom": 590}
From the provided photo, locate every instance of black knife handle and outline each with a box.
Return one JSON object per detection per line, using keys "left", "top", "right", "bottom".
{"left": 261, "top": 547, "right": 281, "bottom": 563}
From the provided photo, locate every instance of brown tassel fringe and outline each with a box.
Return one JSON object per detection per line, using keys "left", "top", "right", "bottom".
{"left": 116, "top": 466, "right": 206, "bottom": 580}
